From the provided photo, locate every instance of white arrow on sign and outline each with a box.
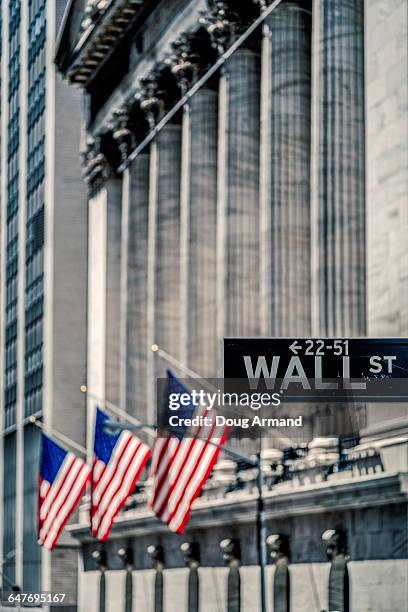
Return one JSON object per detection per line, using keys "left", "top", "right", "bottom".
{"left": 289, "top": 340, "right": 302, "bottom": 355}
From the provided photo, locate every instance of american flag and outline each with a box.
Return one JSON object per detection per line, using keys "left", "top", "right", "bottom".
{"left": 150, "top": 371, "right": 229, "bottom": 533}
{"left": 38, "top": 434, "right": 90, "bottom": 550}
{"left": 91, "top": 408, "right": 152, "bottom": 542}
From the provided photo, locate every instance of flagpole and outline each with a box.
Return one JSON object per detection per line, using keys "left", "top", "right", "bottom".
{"left": 151, "top": 344, "right": 219, "bottom": 390}
{"left": 256, "top": 453, "right": 267, "bottom": 612}
{"left": 28, "top": 415, "right": 87, "bottom": 456}
{"left": 152, "top": 344, "right": 295, "bottom": 448}
{"left": 80, "top": 386, "right": 156, "bottom": 440}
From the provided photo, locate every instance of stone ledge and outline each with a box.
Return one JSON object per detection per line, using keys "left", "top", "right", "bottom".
{"left": 68, "top": 472, "right": 408, "bottom": 542}
{"left": 360, "top": 415, "right": 408, "bottom": 442}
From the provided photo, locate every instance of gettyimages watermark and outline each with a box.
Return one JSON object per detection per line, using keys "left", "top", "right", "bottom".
{"left": 167, "top": 387, "right": 282, "bottom": 411}
{"left": 155, "top": 376, "right": 363, "bottom": 440}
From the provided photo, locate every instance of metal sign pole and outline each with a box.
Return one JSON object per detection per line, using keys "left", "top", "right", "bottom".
{"left": 256, "top": 454, "right": 267, "bottom": 612}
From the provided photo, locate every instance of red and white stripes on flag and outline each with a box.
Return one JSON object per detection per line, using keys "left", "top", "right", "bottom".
{"left": 91, "top": 408, "right": 152, "bottom": 542}
{"left": 149, "top": 371, "right": 229, "bottom": 533}
{"left": 38, "top": 434, "right": 90, "bottom": 550}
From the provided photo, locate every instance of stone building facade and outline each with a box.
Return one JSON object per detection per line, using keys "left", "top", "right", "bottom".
{"left": 0, "top": 0, "right": 87, "bottom": 604}
{"left": 55, "top": 1, "right": 408, "bottom": 611}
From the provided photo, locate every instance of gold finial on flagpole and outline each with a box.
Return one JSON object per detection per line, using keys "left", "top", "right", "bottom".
{"left": 151, "top": 344, "right": 160, "bottom": 352}
{"left": 80, "top": 384, "right": 88, "bottom": 393}
{"left": 27, "top": 414, "right": 87, "bottom": 455}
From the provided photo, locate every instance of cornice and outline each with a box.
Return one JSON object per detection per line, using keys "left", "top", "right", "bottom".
{"left": 64, "top": 0, "right": 145, "bottom": 87}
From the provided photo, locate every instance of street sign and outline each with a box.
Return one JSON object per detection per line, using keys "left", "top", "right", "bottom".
{"left": 224, "top": 338, "right": 408, "bottom": 402}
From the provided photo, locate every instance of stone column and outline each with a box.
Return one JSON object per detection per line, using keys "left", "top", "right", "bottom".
{"left": 166, "top": 35, "right": 219, "bottom": 377}
{"left": 147, "top": 545, "right": 164, "bottom": 612}
{"left": 104, "top": 178, "right": 122, "bottom": 406}
{"left": 363, "top": 0, "right": 408, "bottom": 440}
{"left": 219, "top": 539, "right": 241, "bottom": 612}
{"left": 309, "top": 0, "right": 366, "bottom": 437}
{"left": 267, "top": 534, "right": 291, "bottom": 612}
{"left": 154, "top": 123, "right": 182, "bottom": 358}
{"left": 120, "top": 150, "right": 150, "bottom": 421}
{"left": 187, "top": 90, "right": 218, "bottom": 376}
{"left": 81, "top": 137, "right": 121, "bottom": 455}
{"left": 139, "top": 74, "right": 182, "bottom": 417}
{"left": 322, "top": 529, "right": 350, "bottom": 612}
{"left": 203, "top": 1, "right": 261, "bottom": 369}
{"left": 259, "top": 0, "right": 312, "bottom": 336}
{"left": 224, "top": 48, "right": 260, "bottom": 338}
{"left": 311, "top": 0, "right": 366, "bottom": 337}
{"left": 180, "top": 541, "right": 200, "bottom": 612}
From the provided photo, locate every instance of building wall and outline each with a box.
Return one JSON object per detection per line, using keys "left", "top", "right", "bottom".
{"left": 81, "top": 0, "right": 369, "bottom": 438}
{"left": 53, "top": 1, "right": 408, "bottom": 610}
{"left": 1, "top": 0, "right": 23, "bottom": 589}
{"left": 0, "top": 0, "right": 87, "bottom": 597}
{"left": 51, "top": 71, "right": 87, "bottom": 445}
{"left": 366, "top": 0, "right": 408, "bottom": 337}
{"left": 71, "top": 469, "right": 408, "bottom": 610}
{"left": 76, "top": 559, "right": 408, "bottom": 612}
{"left": 364, "top": 0, "right": 408, "bottom": 432}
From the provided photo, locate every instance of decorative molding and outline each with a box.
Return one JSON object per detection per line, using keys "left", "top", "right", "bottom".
{"left": 117, "top": 546, "right": 134, "bottom": 569}
{"left": 67, "top": 0, "right": 144, "bottom": 86}
{"left": 219, "top": 538, "right": 241, "bottom": 567}
{"left": 111, "top": 108, "right": 135, "bottom": 162}
{"left": 164, "top": 34, "right": 200, "bottom": 95}
{"left": 199, "top": 0, "right": 254, "bottom": 54}
{"left": 267, "top": 533, "right": 290, "bottom": 561}
{"left": 180, "top": 542, "right": 200, "bottom": 569}
{"left": 71, "top": 472, "right": 407, "bottom": 542}
{"left": 135, "top": 74, "right": 165, "bottom": 129}
{"left": 147, "top": 544, "right": 165, "bottom": 570}
{"left": 80, "top": 136, "right": 111, "bottom": 193}
{"left": 322, "top": 528, "right": 348, "bottom": 560}
{"left": 81, "top": 0, "right": 111, "bottom": 32}
{"left": 253, "top": 0, "right": 272, "bottom": 11}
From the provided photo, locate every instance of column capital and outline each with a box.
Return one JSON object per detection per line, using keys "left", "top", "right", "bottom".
{"left": 253, "top": 0, "right": 269, "bottom": 10}
{"left": 110, "top": 107, "right": 135, "bottom": 162}
{"left": 322, "top": 528, "right": 348, "bottom": 560}
{"left": 135, "top": 68, "right": 181, "bottom": 128}
{"left": 146, "top": 544, "right": 165, "bottom": 570}
{"left": 165, "top": 30, "right": 218, "bottom": 94}
{"left": 80, "top": 135, "right": 112, "bottom": 193}
{"left": 266, "top": 533, "right": 290, "bottom": 562}
{"left": 164, "top": 34, "right": 200, "bottom": 95}
{"left": 199, "top": 0, "right": 258, "bottom": 54}
{"left": 199, "top": 1, "right": 241, "bottom": 54}
{"left": 180, "top": 542, "right": 200, "bottom": 569}
{"left": 219, "top": 538, "right": 241, "bottom": 568}
{"left": 135, "top": 73, "right": 165, "bottom": 129}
